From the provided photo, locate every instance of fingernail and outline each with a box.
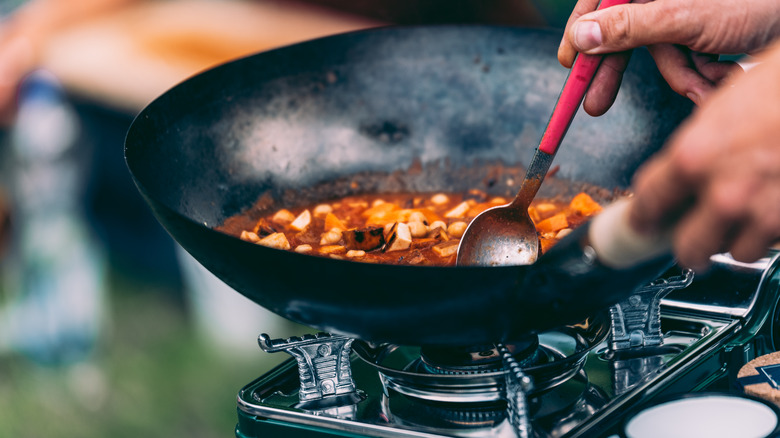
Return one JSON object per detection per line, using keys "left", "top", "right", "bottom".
{"left": 686, "top": 92, "right": 700, "bottom": 106}
{"left": 573, "top": 21, "right": 603, "bottom": 51}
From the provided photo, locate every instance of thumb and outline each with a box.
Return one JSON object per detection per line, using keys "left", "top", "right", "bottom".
{"left": 569, "top": 2, "right": 695, "bottom": 54}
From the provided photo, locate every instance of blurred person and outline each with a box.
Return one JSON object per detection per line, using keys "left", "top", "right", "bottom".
{"left": 558, "top": 0, "right": 780, "bottom": 272}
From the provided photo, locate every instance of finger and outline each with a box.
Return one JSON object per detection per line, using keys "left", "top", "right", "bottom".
{"left": 729, "top": 224, "right": 776, "bottom": 263}
{"left": 559, "top": 0, "right": 602, "bottom": 68}
{"left": 690, "top": 52, "right": 743, "bottom": 86}
{"left": 629, "top": 148, "right": 696, "bottom": 235}
{"left": 729, "top": 164, "right": 780, "bottom": 262}
{"left": 582, "top": 51, "right": 632, "bottom": 116}
{"left": 631, "top": 98, "right": 730, "bottom": 222}
{"left": 568, "top": 1, "right": 703, "bottom": 55}
{"left": 648, "top": 44, "right": 717, "bottom": 105}
{"left": 672, "top": 195, "right": 738, "bottom": 272}
{"left": 674, "top": 161, "right": 765, "bottom": 269}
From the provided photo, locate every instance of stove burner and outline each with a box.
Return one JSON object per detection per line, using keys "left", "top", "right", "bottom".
{"left": 352, "top": 312, "right": 611, "bottom": 403}
{"left": 415, "top": 337, "right": 541, "bottom": 375}
{"left": 381, "top": 369, "right": 611, "bottom": 435}
{"left": 386, "top": 397, "right": 508, "bottom": 430}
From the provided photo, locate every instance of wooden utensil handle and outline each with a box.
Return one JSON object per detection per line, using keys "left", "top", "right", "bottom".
{"left": 588, "top": 198, "right": 672, "bottom": 269}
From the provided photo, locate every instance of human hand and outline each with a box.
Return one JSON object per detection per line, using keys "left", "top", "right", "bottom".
{"left": 627, "top": 41, "right": 780, "bottom": 271}
{"left": 558, "top": 0, "right": 780, "bottom": 115}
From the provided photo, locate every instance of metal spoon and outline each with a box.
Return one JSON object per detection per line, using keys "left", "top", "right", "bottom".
{"left": 457, "top": 0, "right": 629, "bottom": 267}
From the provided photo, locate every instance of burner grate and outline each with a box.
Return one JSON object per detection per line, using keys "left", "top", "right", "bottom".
{"left": 414, "top": 337, "right": 542, "bottom": 375}
{"left": 352, "top": 313, "right": 610, "bottom": 403}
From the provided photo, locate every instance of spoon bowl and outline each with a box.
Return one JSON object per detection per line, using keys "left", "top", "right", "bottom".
{"left": 456, "top": 201, "right": 541, "bottom": 266}
{"left": 456, "top": 150, "right": 551, "bottom": 266}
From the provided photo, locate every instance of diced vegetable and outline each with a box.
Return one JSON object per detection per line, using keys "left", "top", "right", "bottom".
{"left": 319, "top": 245, "right": 346, "bottom": 254}
{"left": 535, "top": 203, "right": 557, "bottom": 215}
{"left": 414, "top": 208, "right": 443, "bottom": 225}
{"left": 527, "top": 206, "right": 541, "bottom": 223}
{"left": 366, "top": 209, "right": 412, "bottom": 226}
{"left": 290, "top": 209, "right": 311, "bottom": 231}
{"left": 324, "top": 212, "right": 346, "bottom": 231}
{"left": 272, "top": 209, "right": 295, "bottom": 225}
{"left": 432, "top": 241, "right": 458, "bottom": 257}
{"left": 444, "top": 201, "right": 470, "bottom": 218}
{"left": 535, "top": 213, "right": 569, "bottom": 234}
{"left": 240, "top": 230, "right": 260, "bottom": 242}
{"left": 569, "top": 192, "right": 603, "bottom": 216}
{"left": 320, "top": 229, "right": 343, "bottom": 245}
{"left": 312, "top": 204, "right": 333, "bottom": 217}
{"left": 431, "top": 193, "right": 449, "bottom": 205}
{"left": 408, "top": 211, "right": 428, "bottom": 224}
{"left": 407, "top": 221, "right": 428, "bottom": 238}
{"left": 295, "top": 244, "right": 313, "bottom": 253}
{"left": 447, "top": 221, "right": 468, "bottom": 238}
{"left": 362, "top": 201, "right": 398, "bottom": 218}
{"left": 224, "top": 190, "right": 603, "bottom": 266}
{"left": 539, "top": 237, "right": 557, "bottom": 254}
{"left": 385, "top": 222, "right": 412, "bottom": 252}
{"left": 257, "top": 232, "right": 291, "bottom": 250}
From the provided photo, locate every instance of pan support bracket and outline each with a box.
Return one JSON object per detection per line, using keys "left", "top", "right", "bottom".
{"left": 258, "top": 332, "right": 361, "bottom": 409}
{"left": 608, "top": 268, "right": 694, "bottom": 351}
{"left": 499, "top": 343, "right": 533, "bottom": 438}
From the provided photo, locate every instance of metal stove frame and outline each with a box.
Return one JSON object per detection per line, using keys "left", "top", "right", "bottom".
{"left": 236, "top": 252, "right": 780, "bottom": 437}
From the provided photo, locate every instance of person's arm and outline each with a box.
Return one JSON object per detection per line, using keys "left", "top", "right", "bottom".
{"left": 628, "top": 40, "right": 780, "bottom": 271}
{"left": 0, "top": 0, "right": 139, "bottom": 122}
{"left": 557, "top": 0, "right": 780, "bottom": 115}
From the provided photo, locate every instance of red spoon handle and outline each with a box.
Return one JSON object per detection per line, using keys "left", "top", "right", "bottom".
{"left": 538, "top": 0, "right": 631, "bottom": 155}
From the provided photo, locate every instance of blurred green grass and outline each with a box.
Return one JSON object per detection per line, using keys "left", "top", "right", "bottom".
{"left": 0, "top": 270, "right": 286, "bottom": 438}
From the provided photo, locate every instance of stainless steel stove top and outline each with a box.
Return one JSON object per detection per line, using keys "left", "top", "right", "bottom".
{"left": 236, "top": 253, "right": 780, "bottom": 437}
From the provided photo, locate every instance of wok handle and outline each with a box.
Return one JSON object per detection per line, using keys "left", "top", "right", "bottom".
{"left": 588, "top": 198, "right": 672, "bottom": 269}
{"left": 538, "top": 0, "right": 631, "bottom": 155}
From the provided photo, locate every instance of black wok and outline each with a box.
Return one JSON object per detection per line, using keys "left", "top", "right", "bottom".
{"left": 125, "top": 25, "right": 692, "bottom": 346}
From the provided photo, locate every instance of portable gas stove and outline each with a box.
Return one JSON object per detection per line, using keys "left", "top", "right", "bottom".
{"left": 235, "top": 252, "right": 780, "bottom": 437}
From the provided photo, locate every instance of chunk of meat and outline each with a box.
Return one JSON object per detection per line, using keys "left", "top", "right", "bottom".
{"left": 252, "top": 218, "right": 278, "bottom": 236}
{"left": 343, "top": 226, "right": 385, "bottom": 251}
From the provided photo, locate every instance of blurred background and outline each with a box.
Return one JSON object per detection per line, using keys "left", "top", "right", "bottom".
{"left": 0, "top": 1, "right": 568, "bottom": 436}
